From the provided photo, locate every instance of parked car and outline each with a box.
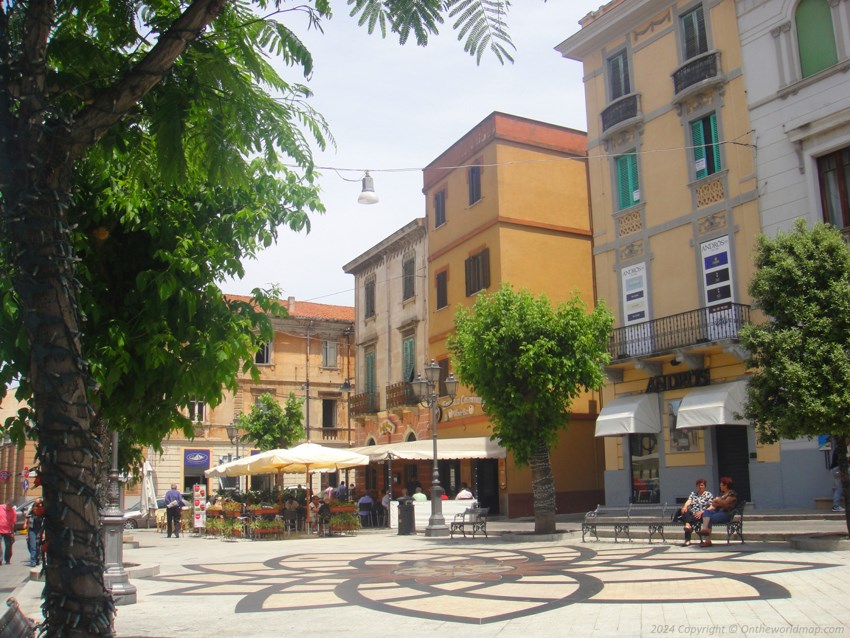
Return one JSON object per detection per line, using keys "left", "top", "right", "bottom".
{"left": 123, "top": 501, "right": 161, "bottom": 529}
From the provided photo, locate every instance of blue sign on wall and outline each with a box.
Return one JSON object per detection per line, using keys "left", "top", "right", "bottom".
{"left": 184, "top": 449, "right": 210, "bottom": 469}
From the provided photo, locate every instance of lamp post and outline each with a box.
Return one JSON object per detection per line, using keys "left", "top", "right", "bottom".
{"left": 412, "top": 360, "right": 458, "bottom": 537}
{"left": 226, "top": 420, "right": 242, "bottom": 493}
{"left": 339, "top": 377, "right": 352, "bottom": 486}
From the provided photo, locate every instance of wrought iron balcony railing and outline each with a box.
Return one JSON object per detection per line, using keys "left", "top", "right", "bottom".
{"left": 386, "top": 381, "right": 418, "bottom": 409}
{"left": 350, "top": 391, "right": 380, "bottom": 415}
{"left": 601, "top": 93, "right": 639, "bottom": 132}
{"left": 673, "top": 51, "right": 720, "bottom": 95}
{"left": 316, "top": 427, "right": 349, "bottom": 443}
{"left": 608, "top": 303, "right": 750, "bottom": 360}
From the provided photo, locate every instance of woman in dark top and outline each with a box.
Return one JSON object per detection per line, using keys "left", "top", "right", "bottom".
{"left": 696, "top": 476, "right": 738, "bottom": 547}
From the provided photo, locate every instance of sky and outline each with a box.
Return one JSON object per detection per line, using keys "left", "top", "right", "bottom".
{"left": 220, "top": 2, "right": 601, "bottom": 307}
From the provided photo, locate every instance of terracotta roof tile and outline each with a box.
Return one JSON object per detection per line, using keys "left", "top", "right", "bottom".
{"left": 225, "top": 294, "right": 354, "bottom": 322}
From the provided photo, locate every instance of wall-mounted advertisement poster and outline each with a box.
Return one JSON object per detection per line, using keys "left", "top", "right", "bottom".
{"left": 621, "top": 262, "right": 653, "bottom": 356}
{"left": 700, "top": 236, "right": 736, "bottom": 341}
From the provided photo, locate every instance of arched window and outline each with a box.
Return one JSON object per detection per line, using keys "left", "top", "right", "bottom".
{"left": 796, "top": 0, "right": 838, "bottom": 77}
{"left": 405, "top": 432, "right": 417, "bottom": 442}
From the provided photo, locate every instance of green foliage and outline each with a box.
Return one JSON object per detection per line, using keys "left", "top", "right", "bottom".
{"left": 347, "top": 0, "right": 515, "bottom": 63}
{"left": 740, "top": 220, "right": 850, "bottom": 443}
{"left": 238, "top": 392, "right": 304, "bottom": 451}
{"left": 449, "top": 284, "right": 613, "bottom": 465}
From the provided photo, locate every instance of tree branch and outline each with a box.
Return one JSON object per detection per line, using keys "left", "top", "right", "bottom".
{"left": 66, "top": 0, "right": 228, "bottom": 161}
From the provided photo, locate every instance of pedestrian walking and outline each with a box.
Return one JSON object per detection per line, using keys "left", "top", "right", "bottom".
{"left": 25, "top": 498, "right": 45, "bottom": 566}
{"left": 163, "top": 484, "right": 185, "bottom": 538}
{"left": 0, "top": 500, "right": 16, "bottom": 565}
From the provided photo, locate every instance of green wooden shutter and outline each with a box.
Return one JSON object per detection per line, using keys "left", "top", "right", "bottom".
{"left": 617, "top": 153, "right": 639, "bottom": 209}
{"left": 682, "top": 6, "right": 706, "bottom": 60}
{"left": 403, "top": 337, "right": 415, "bottom": 382}
{"left": 365, "top": 352, "right": 375, "bottom": 394}
{"left": 691, "top": 119, "right": 707, "bottom": 179}
{"left": 708, "top": 113, "right": 721, "bottom": 174}
{"left": 796, "top": 0, "right": 838, "bottom": 77}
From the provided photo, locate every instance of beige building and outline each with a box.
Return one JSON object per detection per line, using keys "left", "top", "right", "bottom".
{"left": 146, "top": 296, "right": 355, "bottom": 497}
{"left": 558, "top": 0, "right": 779, "bottom": 506}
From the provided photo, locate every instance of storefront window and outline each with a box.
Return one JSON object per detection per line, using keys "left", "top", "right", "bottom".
{"left": 629, "top": 433, "right": 660, "bottom": 503}
{"left": 668, "top": 399, "right": 701, "bottom": 452}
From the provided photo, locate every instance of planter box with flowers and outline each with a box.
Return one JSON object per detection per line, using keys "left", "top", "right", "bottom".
{"left": 329, "top": 511, "right": 361, "bottom": 535}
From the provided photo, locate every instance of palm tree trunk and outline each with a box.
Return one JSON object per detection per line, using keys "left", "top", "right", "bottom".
{"left": 529, "top": 439, "right": 556, "bottom": 534}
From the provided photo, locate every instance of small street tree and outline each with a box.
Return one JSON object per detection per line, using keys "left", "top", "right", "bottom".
{"left": 449, "top": 284, "right": 613, "bottom": 534}
{"left": 740, "top": 220, "right": 850, "bottom": 536}
{"left": 238, "top": 392, "right": 304, "bottom": 452}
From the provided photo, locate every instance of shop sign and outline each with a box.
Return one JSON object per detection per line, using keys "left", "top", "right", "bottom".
{"left": 184, "top": 449, "right": 210, "bottom": 469}
{"left": 646, "top": 368, "right": 710, "bottom": 393}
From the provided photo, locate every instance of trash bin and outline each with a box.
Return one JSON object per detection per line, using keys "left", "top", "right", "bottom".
{"left": 397, "top": 497, "right": 415, "bottom": 535}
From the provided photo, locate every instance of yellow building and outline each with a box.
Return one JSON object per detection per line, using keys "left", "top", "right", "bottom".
{"left": 145, "top": 296, "right": 355, "bottom": 498}
{"left": 557, "top": 0, "right": 784, "bottom": 507}
{"left": 423, "top": 112, "right": 603, "bottom": 517}
{"left": 0, "top": 392, "right": 40, "bottom": 507}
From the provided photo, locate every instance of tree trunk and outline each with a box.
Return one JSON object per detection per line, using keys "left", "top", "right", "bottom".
{"left": 7, "top": 158, "right": 112, "bottom": 635}
{"left": 529, "top": 440, "right": 556, "bottom": 534}
{"left": 837, "top": 436, "right": 850, "bottom": 539}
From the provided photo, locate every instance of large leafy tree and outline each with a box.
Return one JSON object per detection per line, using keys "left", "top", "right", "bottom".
{"left": 238, "top": 392, "right": 304, "bottom": 452}
{"left": 739, "top": 220, "right": 850, "bottom": 536}
{"left": 0, "top": 1, "right": 516, "bottom": 633}
{"left": 449, "top": 285, "right": 612, "bottom": 534}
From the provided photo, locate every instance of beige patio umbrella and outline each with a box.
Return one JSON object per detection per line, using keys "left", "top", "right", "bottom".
{"left": 205, "top": 442, "right": 369, "bottom": 523}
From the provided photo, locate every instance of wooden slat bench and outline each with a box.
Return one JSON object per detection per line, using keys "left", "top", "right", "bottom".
{"left": 449, "top": 507, "right": 489, "bottom": 539}
{"left": 582, "top": 503, "right": 670, "bottom": 543}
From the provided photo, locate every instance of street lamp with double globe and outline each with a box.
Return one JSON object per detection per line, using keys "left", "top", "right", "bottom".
{"left": 412, "top": 360, "right": 458, "bottom": 537}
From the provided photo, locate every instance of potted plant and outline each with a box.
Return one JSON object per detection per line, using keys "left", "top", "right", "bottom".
{"left": 205, "top": 517, "right": 222, "bottom": 537}
{"left": 327, "top": 499, "right": 356, "bottom": 514}
{"left": 329, "top": 511, "right": 360, "bottom": 534}
{"left": 249, "top": 503, "right": 278, "bottom": 517}
{"left": 249, "top": 517, "right": 282, "bottom": 539}
{"left": 221, "top": 517, "right": 242, "bottom": 540}
{"left": 221, "top": 500, "right": 242, "bottom": 519}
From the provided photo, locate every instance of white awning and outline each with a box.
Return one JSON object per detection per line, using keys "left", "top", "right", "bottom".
{"left": 676, "top": 380, "right": 749, "bottom": 429}
{"left": 594, "top": 394, "right": 661, "bottom": 437}
{"left": 350, "top": 436, "right": 506, "bottom": 461}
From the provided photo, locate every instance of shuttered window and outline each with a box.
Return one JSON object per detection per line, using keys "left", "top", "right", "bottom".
{"left": 464, "top": 248, "right": 490, "bottom": 296}
{"left": 616, "top": 152, "right": 640, "bottom": 210}
{"left": 434, "top": 189, "right": 446, "bottom": 227}
{"left": 402, "top": 255, "right": 415, "bottom": 300}
{"left": 365, "top": 277, "right": 376, "bottom": 318}
{"left": 468, "top": 165, "right": 482, "bottom": 204}
{"left": 681, "top": 6, "right": 707, "bottom": 60}
{"left": 402, "top": 335, "right": 416, "bottom": 382}
{"left": 608, "top": 50, "right": 630, "bottom": 100}
{"left": 365, "top": 350, "right": 376, "bottom": 395}
{"left": 796, "top": 0, "right": 838, "bottom": 77}
{"left": 436, "top": 271, "right": 448, "bottom": 309}
{"left": 690, "top": 113, "right": 721, "bottom": 179}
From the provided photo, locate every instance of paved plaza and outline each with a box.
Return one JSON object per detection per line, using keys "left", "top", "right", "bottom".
{"left": 3, "top": 517, "right": 850, "bottom": 638}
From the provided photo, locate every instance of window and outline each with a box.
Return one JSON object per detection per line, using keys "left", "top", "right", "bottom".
{"left": 690, "top": 113, "right": 721, "bottom": 179}
{"left": 188, "top": 398, "right": 205, "bottom": 423}
{"left": 322, "top": 399, "right": 336, "bottom": 429}
{"left": 468, "top": 165, "right": 482, "bottom": 205}
{"left": 322, "top": 339, "right": 337, "bottom": 368}
{"left": 364, "top": 276, "right": 376, "bottom": 319}
{"left": 437, "top": 359, "right": 450, "bottom": 397}
{"left": 255, "top": 342, "right": 270, "bottom": 365}
{"left": 435, "top": 270, "right": 448, "bottom": 309}
{"left": 402, "top": 334, "right": 416, "bottom": 382}
{"left": 629, "top": 433, "right": 660, "bottom": 504}
{"left": 608, "top": 50, "right": 630, "bottom": 100}
{"left": 615, "top": 152, "right": 640, "bottom": 209}
{"left": 434, "top": 189, "right": 446, "bottom": 227}
{"left": 402, "top": 254, "right": 415, "bottom": 300}
{"left": 796, "top": 0, "right": 838, "bottom": 78}
{"left": 364, "top": 349, "right": 376, "bottom": 396}
{"left": 464, "top": 248, "right": 490, "bottom": 296}
{"left": 819, "top": 147, "right": 850, "bottom": 229}
{"left": 668, "top": 399, "right": 700, "bottom": 452}
{"left": 681, "top": 5, "right": 707, "bottom": 60}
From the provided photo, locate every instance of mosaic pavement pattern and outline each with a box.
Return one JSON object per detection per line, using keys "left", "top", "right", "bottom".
{"left": 151, "top": 545, "right": 837, "bottom": 625}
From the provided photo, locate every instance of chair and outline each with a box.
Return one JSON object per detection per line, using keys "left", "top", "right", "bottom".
{"left": 358, "top": 502, "right": 373, "bottom": 528}
{"left": 282, "top": 510, "right": 299, "bottom": 536}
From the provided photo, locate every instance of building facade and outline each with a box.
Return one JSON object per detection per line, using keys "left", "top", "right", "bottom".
{"left": 148, "top": 296, "right": 355, "bottom": 497}
{"left": 422, "top": 112, "right": 604, "bottom": 517}
{"left": 342, "top": 219, "right": 433, "bottom": 496}
{"left": 735, "top": 0, "right": 850, "bottom": 237}
{"left": 557, "top": 0, "right": 828, "bottom": 509}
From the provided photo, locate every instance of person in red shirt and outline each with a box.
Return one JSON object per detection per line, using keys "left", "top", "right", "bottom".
{"left": 0, "top": 501, "right": 17, "bottom": 565}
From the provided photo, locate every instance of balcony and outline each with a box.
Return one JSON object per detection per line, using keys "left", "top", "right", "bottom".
{"left": 601, "top": 93, "right": 640, "bottom": 133}
{"left": 608, "top": 303, "right": 750, "bottom": 360}
{"left": 673, "top": 51, "right": 722, "bottom": 97}
{"left": 350, "top": 391, "right": 380, "bottom": 416}
{"left": 317, "top": 427, "right": 350, "bottom": 443}
{"left": 386, "top": 381, "right": 418, "bottom": 410}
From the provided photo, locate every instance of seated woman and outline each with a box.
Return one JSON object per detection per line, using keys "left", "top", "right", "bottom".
{"left": 678, "top": 478, "right": 713, "bottom": 546}
{"left": 697, "top": 476, "right": 738, "bottom": 547}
